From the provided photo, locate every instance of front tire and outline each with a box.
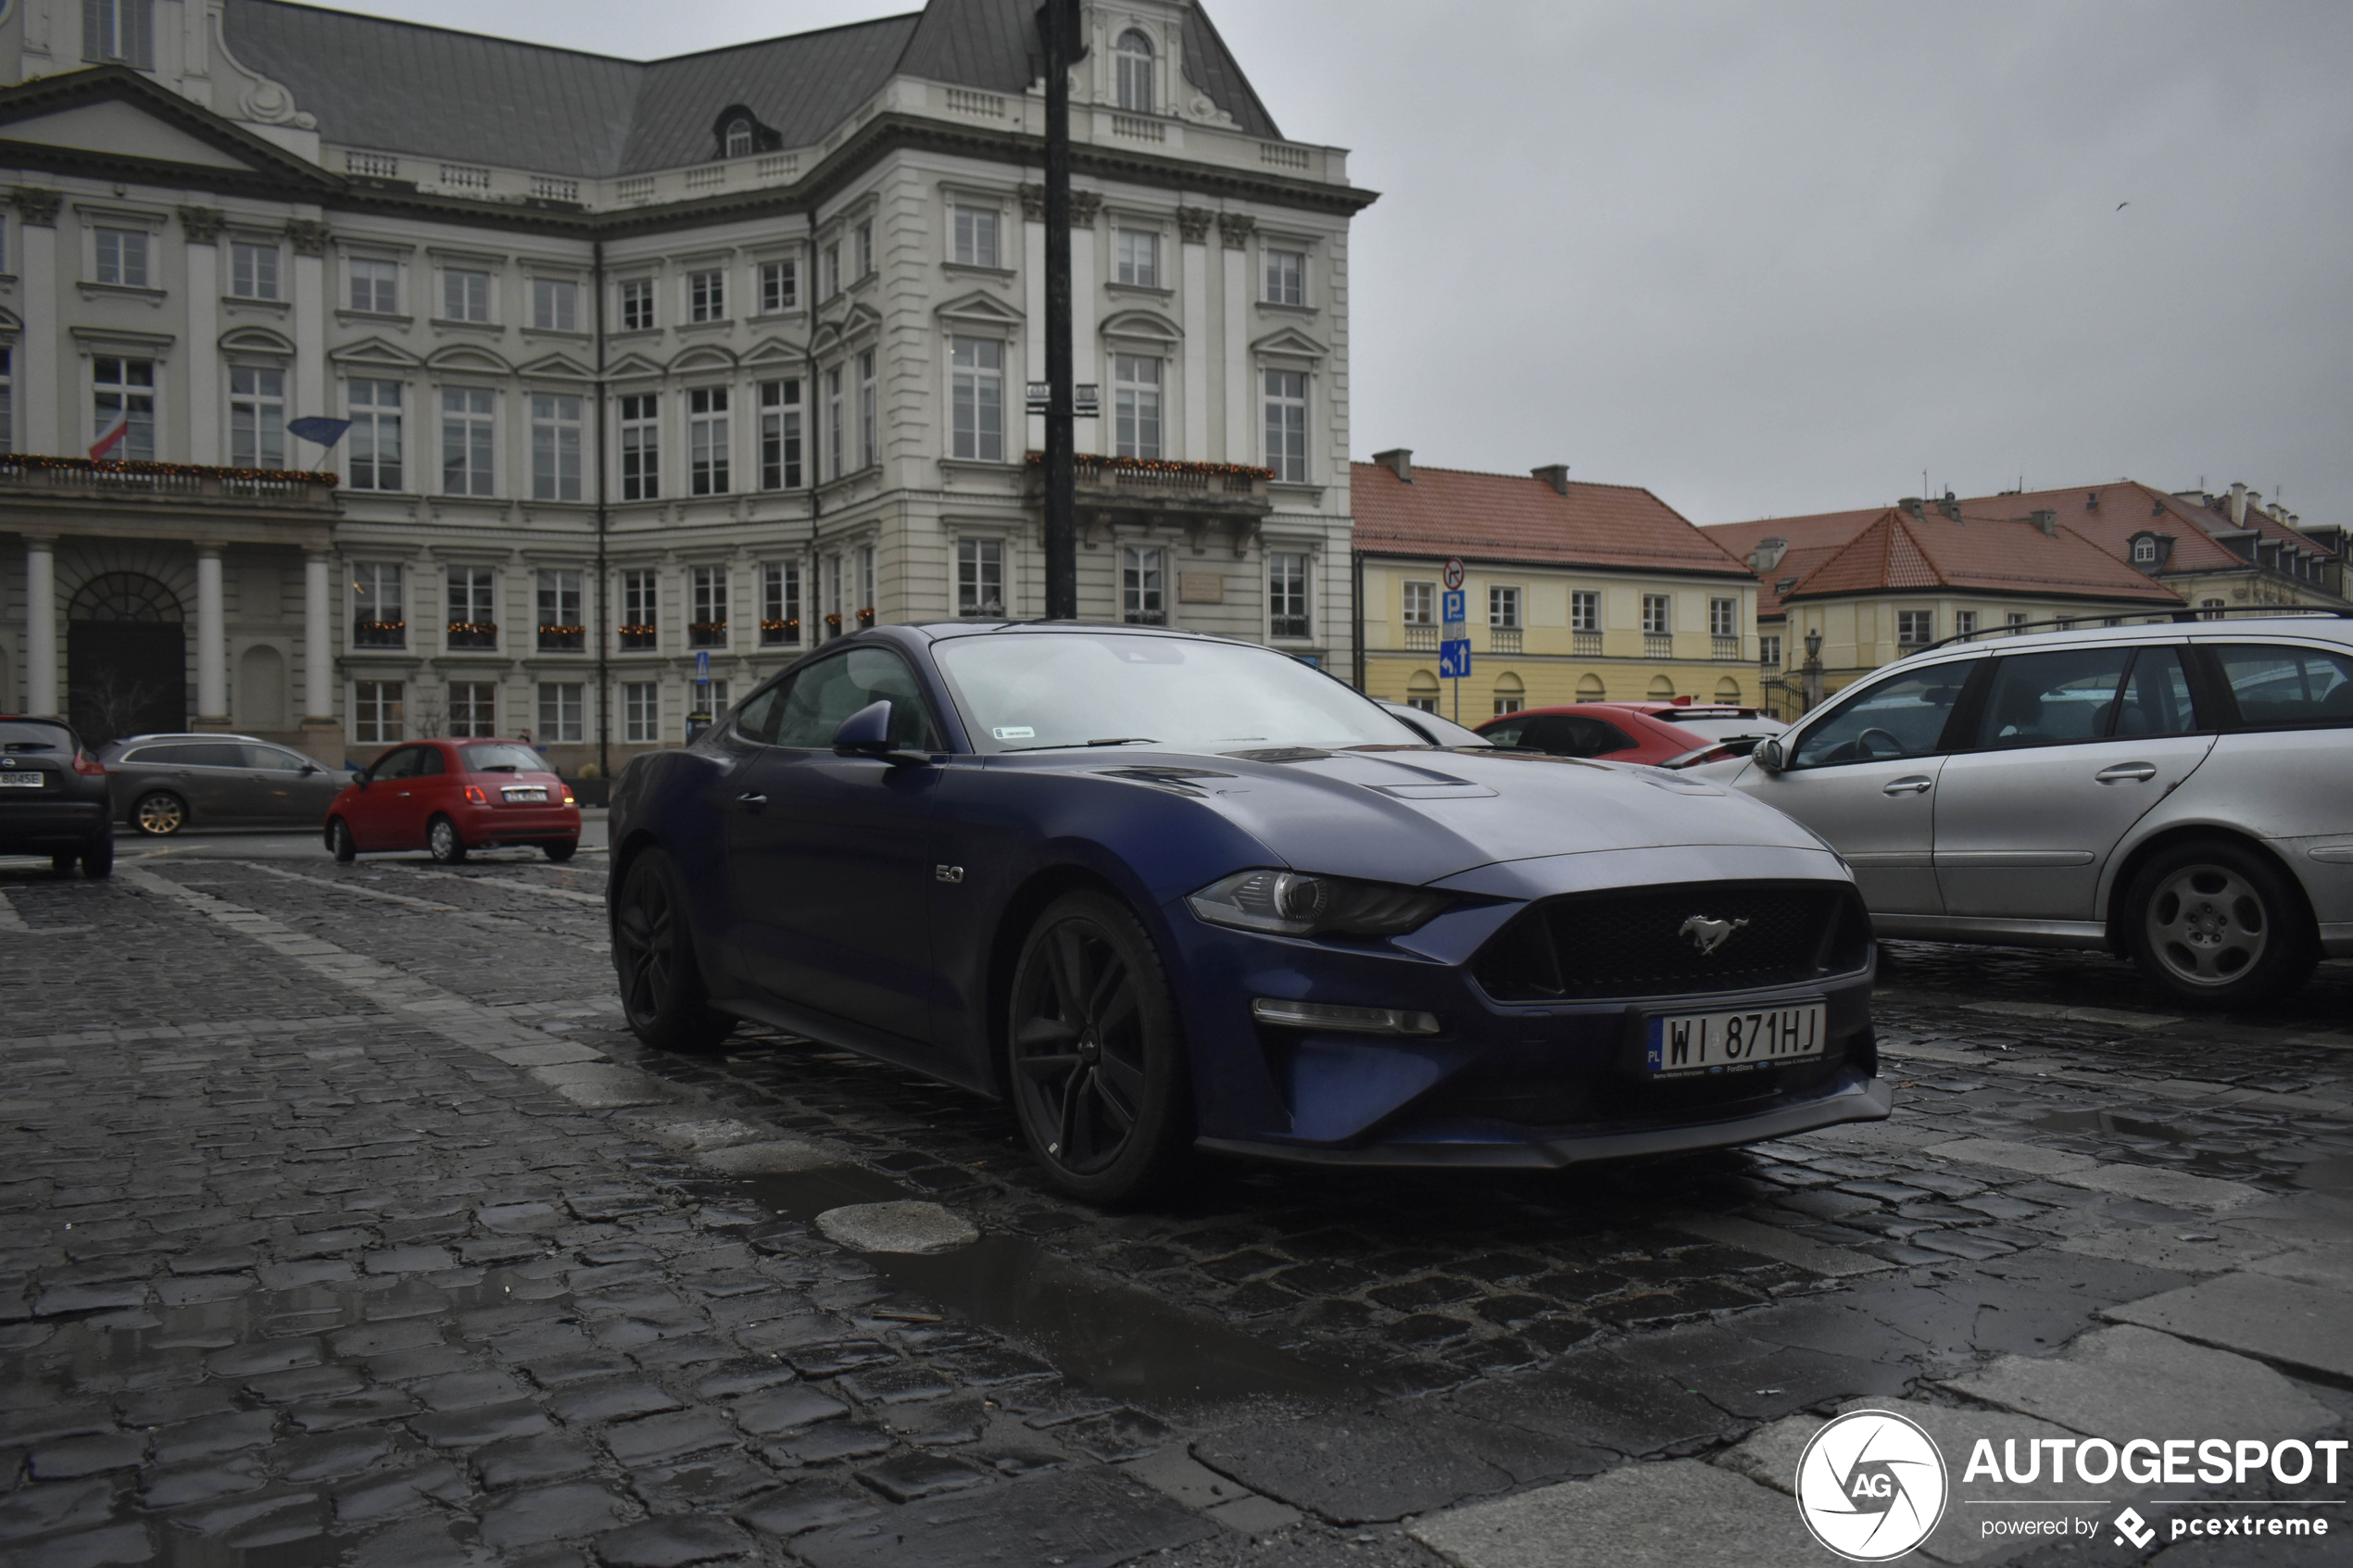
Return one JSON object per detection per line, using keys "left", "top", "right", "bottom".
{"left": 82, "top": 834, "right": 114, "bottom": 879}
{"left": 544, "top": 840, "right": 577, "bottom": 863}
{"left": 612, "top": 848, "right": 736, "bottom": 1053}
{"left": 327, "top": 817, "right": 357, "bottom": 863}
{"left": 427, "top": 815, "right": 468, "bottom": 864}
{"left": 132, "top": 792, "right": 185, "bottom": 836}
{"left": 2125, "top": 839, "right": 2316, "bottom": 1008}
{"left": 1006, "top": 890, "right": 1194, "bottom": 1207}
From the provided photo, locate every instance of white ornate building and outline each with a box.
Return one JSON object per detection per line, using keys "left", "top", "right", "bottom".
{"left": 0, "top": 0, "right": 1373, "bottom": 771}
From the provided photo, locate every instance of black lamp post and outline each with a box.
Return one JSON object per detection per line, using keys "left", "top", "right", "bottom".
{"left": 1040, "top": 0, "right": 1078, "bottom": 620}
{"left": 1802, "top": 627, "right": 1824, "bottom": 711}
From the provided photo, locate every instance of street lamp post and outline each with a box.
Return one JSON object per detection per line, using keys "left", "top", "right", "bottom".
{"left": 1802, "top": 627, "right": 1824, "bottom": 712}
{"left": 1040, "top": 0, "right": 1077, "bottom": 620}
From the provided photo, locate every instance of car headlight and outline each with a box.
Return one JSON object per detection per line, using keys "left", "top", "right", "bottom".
{"left": 1187, "top": 869, "right": 1449, "bottom": 937}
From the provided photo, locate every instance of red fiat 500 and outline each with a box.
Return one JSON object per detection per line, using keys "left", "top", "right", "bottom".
{"left": 325, "top": 739, "right": 580, "bottom": 864}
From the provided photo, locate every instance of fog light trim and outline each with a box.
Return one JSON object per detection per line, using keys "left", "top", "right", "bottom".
{"left": 1251, "top": 997, "right": 1441, "bottom": 1035}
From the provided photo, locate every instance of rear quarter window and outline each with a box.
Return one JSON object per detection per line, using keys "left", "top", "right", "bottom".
{"left": 2210, "top": 644, "right": 2353, "bottom": 729}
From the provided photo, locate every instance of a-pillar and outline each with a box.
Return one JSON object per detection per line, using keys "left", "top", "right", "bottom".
{"left": 298, "top": 551, "right": 342, "bottom": 764}
{"left": 194, "top": 546, "right": 228, "bottom": 729}
{"left": 23, "top": 534, "right": 58, "bottom": 716}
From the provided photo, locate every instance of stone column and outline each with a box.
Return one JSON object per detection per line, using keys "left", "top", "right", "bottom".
{"left": 1219, "top": 213, "right": 1256, "bottom": 466}
{"left": 299, "top": 552, "right": 341, "bottom": 763}
{"left": 13, "top": 190, "right": 62, "bottom": 455}
{"left": 1179, "top": 208, "right": 1212, "bottom": 462}
{"left": 195, "top": 546, "right": 228, "bottom": 727}
{"left": 23, "top": 535, "right": 58, "bottom": 717}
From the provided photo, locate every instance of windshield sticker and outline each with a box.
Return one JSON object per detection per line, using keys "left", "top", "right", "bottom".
{"left": 991, "top": 726, "right": 1036, "bottom": 740}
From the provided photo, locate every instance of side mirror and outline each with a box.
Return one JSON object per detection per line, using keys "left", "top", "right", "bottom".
{"left": 302, "top": 763, "right": 322, "bottom": 775}
{"left": 833, "top": 700, "right": 896, "bottom": 758}
{"left": 1755, "top": 737, "right": 1787, "bottom": 773}
{"left": 356, "top": 774, "right": 371, "bottom": 789}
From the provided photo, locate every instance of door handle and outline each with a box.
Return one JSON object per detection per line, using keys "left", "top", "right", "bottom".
{"left": 396, "top": 790, "right": 411, "bottom": 797}
{"left": 2095, "top": 762, "right": 2158, "bottom": 784}
{"left": 736, "top": 793, "right": 768, "bottom": 814}
{"left": 1882, "top": 776, "right": 1932, "bottom": 796}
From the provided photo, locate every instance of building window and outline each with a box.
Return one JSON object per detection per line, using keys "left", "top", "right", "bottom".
{"left": 854, "top": 220, "right": 874, "bottom": 280}
{"left": 353, "top": 680, "right": 403, "bottom": 744}
{"left": 822, "top": 241, "right": 840, "bottom": 299}
{"left": 531, "top": 278, "right": 578, "bottom": 332}
{"left": 623, "top": 682, "right": 661, "bottom": 743}
{"left": 1269, "top": 552, "right": 1310, "bottom": 640}
{"left": 1641, "top": 594, "right": 1672, "bottom": 635}
{"left": 447, "top": 567, "right": 497, "bottom": 650}
{"left": 759, "top": 258, "right": 798, "bottom": 313}
{"left": 536, "top": 571, "right": 585, "bottom": 653}
{"left": 2007, "top": 611, "right": 2030, "bottom": 633}
{"left": 442, "top": 268, "right": 491, "bottom": 323}
{"left": 958, "top": 539, "right": 1004, "bottom": 617}
{"left": 1954, "top": 610, "right": 1979, "bottom": 638}
{"left": 447, "top": 682, "right": 497, "bottom": 739}
{"left": 1114, "top": 28, "right": 1154, "bottom": 113}
{"left": 352, "top": 563, "right": 405, "bottom": 648}
{"left": 1402, "top": 582, "right": 1435, "bottom": 625}
{"left": 688, "top": 269, "right": 725, "bottom": 323}
{"left": 1265, "top": 248, "right": 1305, "bottom": 306}
{"left": 1571, "top": 589, "right": 1600, "bottom": 633}
{"left": 950, "top": 338, "right": 1004, "bottom": 462}
{"left": 761, "top": 562, "right": 801, "bottom": 646}
{"left": 2132, "top": 536, "right": 2158, "bottom": 564}
{"left": 1263, "top": 370, "right": 1306, "bottom": 482}
{"left": 688, "top": 387, "right": 731, "bottom": 495}
{"left": 229, "top": 241, "right": 279, "bottom": 301}
{"left": 1123, "top": 546, "right": 1164, "bottom": 624}
{"left": 824, "top": 554, "right": 843, "bottom": 638}
{"left": 1494, "top": 696, "right": 1524, "bottom": 717}
{"left": 724, "top": 119, "right": 754, "bottom": 158}
{"left": 1114, "top": 353, "right": 1163, "bottom": 458}
{"left": 2198, "top": 598, "right": 2226, "bottom": 621}
{"left": 1896, "top": 609, "right": 1933, "bottom": 646}
{"left": 440, "top": 387, "right": 494, "bottom": 496}
{"left": 94, "top": 227, "right": 149, "bottom": 288}
{"left": 758, "top": 379, "right": 803, "bottom": 490}
{"left": 1709, "top": 596, "right": 1737, "bottom": 638}
{"left": 1760, "top": 634, "right": 1782, "bottom": 668}
{"left": 346, "top": 379, "right": 402, "bottom": 490}
{"left": 858, "top": 546, "right": 875, "bottom": 627}
{"left": 229, "top": 367, "right": 286, "bottom": 469}
{"left": 619, "top": 394, "right": 659, "bottom": 500}
{"left": 858, "top": 352, "right": 877, "bottom": 470}
{"left": 531, "top": 394, "right": 583, "bottom": 501}
{"left": 952, "top": 206, "right": 1000, "bottom": 269}
{"left": 688, "top": 566, "right": 729, "bottom": 648}
{"left": 93, "top": 357, "right": 156, "bottom": 461}
{"left": 620, "top": 568, "right": 658, "bottom": 651}
{"left": 537, "top": 683, "right": 585, "bottom": 744}
{"left": 825, "top": 367, "right": 844, "bottom": 478}
{"left": 1116, "top": 228, "right": 1161, "bottom": 288}
{"left": 620, "top": 277, "right": 654, "bottom": 331}
{"left": 82, "top": 0, "right": 157, "bottom": 68}
{"left": 350, "top": 257, "right": 398, "bottom": 314}
{"left": 1490, "top": 585, "right": 1522, "bottom": 629}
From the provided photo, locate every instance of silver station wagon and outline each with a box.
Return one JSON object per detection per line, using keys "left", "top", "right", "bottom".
{"left": 1687, "top": 616, "right": 2353, "bottom": 1006}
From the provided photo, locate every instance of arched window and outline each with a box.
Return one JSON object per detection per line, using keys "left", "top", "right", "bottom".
{"left": 725, "top": 119, "right": 754, "bottom": 158}
{"left": 2132, "top": 535, "right": 2158, "bottom": 564}
{"left": 1576, "top": 674, "right": 1605, "bottom": 701}
{"left": 1715, "top": 677, "right": 1743, "bottom": 703}
{"left": 1115, "top": 29, "right": 1154, "bottom": 114}
{"left": 1647, "top": 675, "right": 1677, "bottom": 699}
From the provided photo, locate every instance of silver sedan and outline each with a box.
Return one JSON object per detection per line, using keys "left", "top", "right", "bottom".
{"left": 100, "top": 734, "right": 346, "bottom": 835}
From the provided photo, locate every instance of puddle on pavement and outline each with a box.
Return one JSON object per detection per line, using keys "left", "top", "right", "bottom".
{"left": 2029, "top": 1108, "right": 2201, "bottom": 1143}
{"left": 736, "top": 1163, "right": 1365, "bottom": 1415}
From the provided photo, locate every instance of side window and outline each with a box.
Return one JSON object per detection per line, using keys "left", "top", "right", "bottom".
{"left": 769, "top": 648, "right": 941, "bottom": 751}
{"left": 2114, "top": 646, "right": 2199, "bottom": 737}
{"left": 188, "top": 743, "right": 248, "bottom": 768}
{"left": 2208, "top": 644, "right": 2353, "bottom": 729}
{"left": 134, "top": 744, "right": 201, "bottom": 765}
{"left": 370, "top": 746, "right": 422, "bottom": 780}
{"left": 1482, "top": 718, "right": 1529, "bottom": 749}
{"left": 1969, "top": 646, "right": 2135, "bottom": 750}
{"left": 1572, "top": 718, "right": 1637, "bottom": 757}
{"left": 1792, "top": 664, "right": 1975, "bottom": 768}
{"left": 243, "top": 746, "right": 309, "bottom": 771}
{"left": 735, "top": 679, "right": 789, "bottom": 746}
{"left": 415, "top": 747, "right": 447, "bottom": 776}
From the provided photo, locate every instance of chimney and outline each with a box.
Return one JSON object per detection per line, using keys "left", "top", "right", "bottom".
{"left": 2230, "top": 482, "right": 2246, "bottom": 526}
{"left": 1373, "top": 448, "right": 1412, "bottom": 483}
{"left": 1900, "top": 496, "right": 1925, "bottom": 521}
{"left": 2031, "top": 508, "right": 2057, "bottom": 536}
{"left": 1938, "top": 495, "right": 1962, "bottom": 521}
{"left": 1530, "top": 464, "right": 1570, "bottom": 496}
{"left": 1746, "top": 535, "right": 1788, "bottom": 573}
{"left": 2085, "top": 489, "right": 2101, "bottom": 511}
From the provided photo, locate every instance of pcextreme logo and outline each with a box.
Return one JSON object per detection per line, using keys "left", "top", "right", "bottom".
{"left": 1796, "top": 1410, "right": 1950, "bottom": 1562}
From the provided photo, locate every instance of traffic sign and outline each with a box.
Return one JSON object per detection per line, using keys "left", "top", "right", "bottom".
{"left": 695, "top": 649, "right": 710, "bottom": 679}
{"left": 1442, "top": 558, "right": 1466, "bottom": 591}
{"left": 1441, "top": 588, "right": 1466, "bottom": 627}
{"left": 1439, "top": 639, "right": 1472, "bottom": 679}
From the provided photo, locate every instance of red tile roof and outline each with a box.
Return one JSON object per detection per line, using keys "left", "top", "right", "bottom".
{"left": 1783, "top": 508, "right": 2183, "bottom": 606}
{"left": 1352, "top": 462, "right": 1751, "bottom": 578}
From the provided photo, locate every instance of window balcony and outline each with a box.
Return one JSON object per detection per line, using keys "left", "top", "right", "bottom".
{"left": 1125, "top": 609, "right": 1167, "bottom": 626}
{"left": 1712, "top": 636, "right": 1741, "bottom": 660}
{"left": 759, "top": 620, "right": 800, "bottom": 646}
{"left": 537, "top": 624, "right": 586, "bottom": 653}
{"left": 1572, "top": 630, "right": 1602, "bottom": 657}
{"left": 1490, "top": 626, "right": 1522, "bottom": 655}
{"left": 618, "top": 624, "right": 657, "bottom": 652}
{"left": 688, "top": 621, "right": 728, "bottom": 649}
{"left": 1403, "top": 623, "right": 1437, "bottom": 651}
{"left": 1272, "top": 615, "right": 1311, "bottom": 640}
{"left": 354, "top": 620, "right": 407, "bottom": 648}
{"left": 1644, "top": 633, "right": 1674, "bottom": 658}
{"left": 447, "top": 621, "right": 497, "bottom": 651}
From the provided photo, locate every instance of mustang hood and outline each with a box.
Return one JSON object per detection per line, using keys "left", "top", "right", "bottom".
{"left": 1096, "top": 746, "right": 1831, "bottom": 886}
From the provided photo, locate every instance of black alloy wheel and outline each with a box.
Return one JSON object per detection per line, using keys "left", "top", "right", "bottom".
{"left": 545, "top": 840, "right": 577, "bottom": 863}
{"left": 427, "top": 815, "right": 468, "bottom": 864}
{"left": 2124, "top": 837, "right": 2317, "bottom": 1009}
{"left": 1007, "top": 890, "right": 1193, "bottom": 1206}
{"left": 82, "top": 834, "right": 114, "bottom": 880}
{"left": 132, "top": 791, "right": 185, "bottom": 836}
{"left": 327, "top": 818, "right": 357, "bottom": 863}
{"left": 612, "top": 847, "right": 736, "bottom": 1053}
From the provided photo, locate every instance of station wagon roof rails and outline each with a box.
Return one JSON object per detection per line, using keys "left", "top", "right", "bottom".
{"left": 1909, "top": 605, "right": 2351, "bottom": 657}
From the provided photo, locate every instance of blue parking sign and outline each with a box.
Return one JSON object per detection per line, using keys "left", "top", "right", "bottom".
{"left": 1439, "top": 639, "right": 1472, "bottom": 679}
{"left": 1441, "top": 589, "right": 1466, "bottom": 626}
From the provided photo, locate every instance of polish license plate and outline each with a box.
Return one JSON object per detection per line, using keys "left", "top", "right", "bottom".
{"left": 1646, "top": 1002, "right": 1826, "bottom": 1076}
{"left": 501, "top": 785, "right": 547, "bottom": 803}
{"left": 0, "top": 771, "right": 44, "bottom": 788}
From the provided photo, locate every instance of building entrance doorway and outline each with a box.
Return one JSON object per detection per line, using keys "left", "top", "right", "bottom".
{"left": 68, "top": 572, "right": 186, "bottom": 744}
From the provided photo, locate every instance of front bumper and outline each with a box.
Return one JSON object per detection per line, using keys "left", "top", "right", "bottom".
{"left": 0, "top": 799, "right": 109, "bottom": 851}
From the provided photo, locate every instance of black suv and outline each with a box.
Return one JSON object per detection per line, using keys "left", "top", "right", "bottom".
{"left": 0, "top": 717, "right": 116, "bottom": 877}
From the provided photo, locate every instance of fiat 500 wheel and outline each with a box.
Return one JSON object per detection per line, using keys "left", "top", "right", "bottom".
{"left": 612, "top": 848, "right": 736, "bottom": 1053}
{"left": 327, "top": 818, "right": 357, "bottom": 862}
{"left": 427, "top": 816, "right": 468, "bottom": 864}
{"left": 2125, "top": 839, "right": 2316, "bottom": 1008}
{"left": 1006, "top": 890, "right": 1193, "bottom": 1207}
{"left": 132, "top": 792, "right": 185, "bottom": 836}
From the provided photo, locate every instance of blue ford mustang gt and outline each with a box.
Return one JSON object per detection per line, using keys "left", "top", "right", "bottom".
{"left": 608, "top": 622, "right": 1887, "bottom": 1203}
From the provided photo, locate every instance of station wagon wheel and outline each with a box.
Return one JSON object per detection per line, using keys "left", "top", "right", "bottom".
{"left": 1008, "top": 890, "right": 1193, "bottom": 1206}
{"left": 611, "top": 847, "right": 736, "bottom": 1054}
{"left": 132, "top": 791, "right": 185, "bottom": 836}
{"left": 2124, "top": 839, "right": 2316, "bottom": 1009}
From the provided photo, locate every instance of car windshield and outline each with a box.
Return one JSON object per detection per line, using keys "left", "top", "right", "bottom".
{"left": 0, "top": 721, "right": 69, "bottom": 752}
{"left": 936, "top": 632, "right": 1422, "bottom": 753}
{"left": 459, "top": 745, "right": 548, "bottom": 774}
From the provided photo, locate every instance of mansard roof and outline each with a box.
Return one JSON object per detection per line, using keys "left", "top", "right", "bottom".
{"left": 220, "top": 0, "right": 1280, "bottom": 179}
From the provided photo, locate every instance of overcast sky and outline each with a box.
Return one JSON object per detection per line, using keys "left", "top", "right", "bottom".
{"left": 351, "top": 1, "right": 2353, "bottom": 528}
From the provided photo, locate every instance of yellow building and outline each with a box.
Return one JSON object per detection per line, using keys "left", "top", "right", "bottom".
{"left": 1352, "top": 453, "right": 1759, "bottom": 721}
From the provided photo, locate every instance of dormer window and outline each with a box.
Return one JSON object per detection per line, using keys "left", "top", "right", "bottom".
{"left": 1115, "top": 29, "right": 1154, "bottom": 113}
{"left": 2131, "top": 535, "right": 2158, "bottom": 565}
{"left": 724, "top": 119, "right": 754, "bottom": 159}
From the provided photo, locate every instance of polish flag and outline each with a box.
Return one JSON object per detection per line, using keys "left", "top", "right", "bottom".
{"left": 89, "top": 408, "right": 132, "bottom": 461}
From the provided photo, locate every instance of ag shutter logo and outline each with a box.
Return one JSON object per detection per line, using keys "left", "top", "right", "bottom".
{"left": 1797, "top": 1409, "right": 1950, "bottom": 1562}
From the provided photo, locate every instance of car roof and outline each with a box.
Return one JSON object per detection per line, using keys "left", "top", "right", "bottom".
{"left": 1479, "top": 703, "right": 1680, "bottom": 726}
{"left": 1892, "top": 612, "right": 2353, "bottom": 670}
{"left": 118, "top": 732, "right": 271, "bottom": 745}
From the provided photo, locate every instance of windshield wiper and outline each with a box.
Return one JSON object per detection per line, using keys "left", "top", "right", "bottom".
{"left": 1005, "top": 736, "right": 1161, "bottom": 752}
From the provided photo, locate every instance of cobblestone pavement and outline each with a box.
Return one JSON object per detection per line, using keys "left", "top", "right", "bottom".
{"left": 3, "top": 845, "right": 2350, "bottom": 1566}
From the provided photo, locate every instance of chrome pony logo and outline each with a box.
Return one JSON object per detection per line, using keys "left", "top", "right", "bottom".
{"left": 1678, "top": 914, "right": 1751, "bottom": 956}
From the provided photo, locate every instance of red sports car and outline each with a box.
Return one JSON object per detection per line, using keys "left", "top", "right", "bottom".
{"left": 325, "top": 738, "right": 580, "bottom": 864}
{"left": 1475, "top": 700, "right": 1787, "bottom": 768}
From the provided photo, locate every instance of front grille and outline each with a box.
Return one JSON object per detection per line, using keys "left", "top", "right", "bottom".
{"left": 1471, "top": 880, "right": 1869, "bottom": 1002}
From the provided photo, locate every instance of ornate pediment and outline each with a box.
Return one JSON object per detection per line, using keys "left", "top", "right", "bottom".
{"left": 1251, "top": 326, "right": 1327, "bottom": 363}
{"left": 1101, "top": 307, "right": 1182, "bottom": 345}
{"left": 743, "top": 336, "right": 808, "bottom": 368}
{"left": 0, "top": 67, "right": 336, "bottom": 191}
{"left": 936, "top": 290, "right": 1025, "bottom": 331}
{"left": 424, "top": 344, "right": 515, "bottom": 374}
{"left": 220, "top": 325, "right": 297, "bottom": 358}
{"left": 329, "top": 336, "right": 424, "bottom": 369}
{"left": 517, "top": 352, "right": 595, "bottom": 381}
{"left": 671, "top": 344, "right": 739, "bottom": 374}
{"left": 604, "top": 350, "right": 666, "bottom": 379}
